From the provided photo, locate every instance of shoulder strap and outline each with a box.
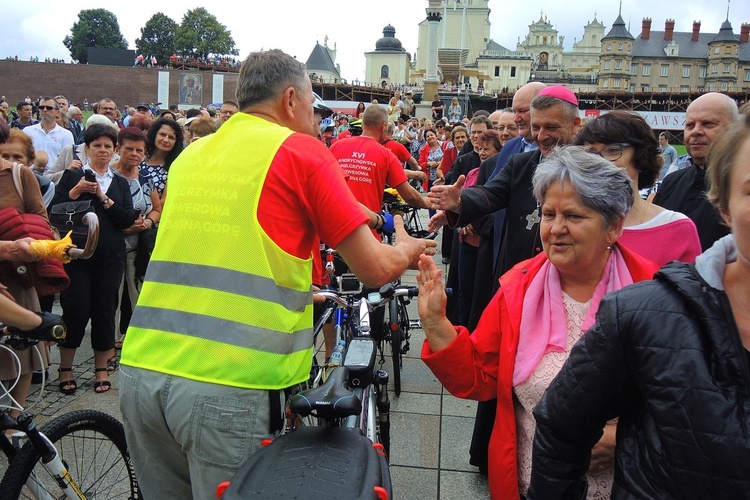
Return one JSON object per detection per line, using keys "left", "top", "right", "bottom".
{"left": 10, "top": 162, "right": 24, "bottom": 200}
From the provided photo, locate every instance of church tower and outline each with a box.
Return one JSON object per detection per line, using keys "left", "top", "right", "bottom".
{"left": 414, "top": 0, "right": 491, "bottom": 84}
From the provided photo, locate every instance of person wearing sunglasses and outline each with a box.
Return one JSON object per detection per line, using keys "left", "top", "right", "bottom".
{"left": 22, "top": 96, "right": 74, "bottom": 166}
{"left": 576, "top": 110, "right": 701, "bottom": 266}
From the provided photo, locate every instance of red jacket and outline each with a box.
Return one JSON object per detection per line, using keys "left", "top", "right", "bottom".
{"left": 422, "top": 246, "right": 658, "bottom": 499}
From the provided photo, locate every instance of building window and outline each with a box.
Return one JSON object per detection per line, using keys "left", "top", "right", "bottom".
{"left": 380, "top": 65, "right": 389, "bottom": 78}
{"left": 642, "top": 84, "right": 650, "bottom": 92}
{"left": 617, "top": 42, "right": 623, "bottom": 50}
{"left": 607, "top": 43, "right": 612, "bottom": 51}
{"left": 712, "top": 64, "right": 718, "bottom": 73}
{"left": 510, "top": 66, "right": 516, "bottom": 77}
{"left": 631, "top": 64, "right": 637, "bottom": 75}
{"left": 661, "top": 66, "right": 668, "bottom": 77}
{"left": 643, "top": 65, "right": 651, "bottom": 76}
{"left": 681, "top": 85, "right": 689, "bottom": 92}
{"left": 494, "top": 66, "right": 500, "bottom": 77}
{"left": 709, "top": 82, "right": 716, "bottom": 91}
{"left": 629, "top": 84, "right": 636, "bottom": 92}
{"left": 726, "top": 46, "right": 732, "bottom": 54}
{"left": 721, "top": 82, "right": 728, "bottom": 91}
{"left": 615, "top": 60, "right": 622, "bottom": 70}
{"left": 614, "top": 78, "right": 621, "bottom": 88}
{"left": 682, "top": 66, "right": 690, "bottom": 78}
{"left": 604, "top": 60, "right": 610, "bottom": 70}
{"left": 723, "top": 63, "right": 730, "bottom": 73}
{"left": 659, "top": 85, "right": 667, "bottom": 92}
{"left": 714, "top": 46, "right": 720, "bottom": 54}
{"left": 602, "top": 79, "right": 609, "bottom": 88}
{"left": 745, "top": 70, "right": 750, "bottom": 81}
{"left": 700, "top": 67, "right": 707, "bottom": 78}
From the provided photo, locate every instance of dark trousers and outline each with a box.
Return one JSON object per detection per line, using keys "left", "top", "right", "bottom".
{"left": 457, "top": 242, "right": 478, "bottom": 327}
{"left": 60, "top": 254, "right": 125, "bottom": 351}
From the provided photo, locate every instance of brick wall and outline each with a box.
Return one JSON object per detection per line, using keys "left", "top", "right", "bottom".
{"left": 0, "top": 60, "right": 239, "bottom": 109}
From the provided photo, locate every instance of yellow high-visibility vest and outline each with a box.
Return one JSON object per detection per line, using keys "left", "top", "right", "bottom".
{"left": 121, "top": 113, "right": 314, "bottom": 390}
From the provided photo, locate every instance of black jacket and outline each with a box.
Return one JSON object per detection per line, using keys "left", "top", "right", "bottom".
{"left": 444, "top": 150, "right": 480, "bottom": 186}
{"left": 530, "top": 252, "right": 750, "bottom": 499}
{"left": 450, "top": 149, "right": 543, "bottom": 284}
{"left": 653, "top": 161, "right": 729, "bottom": 251}
{"left": 53, "top": 169, "right": 138, "bottom": 260}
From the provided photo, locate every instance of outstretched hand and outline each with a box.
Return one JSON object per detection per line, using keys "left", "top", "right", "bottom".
{"left": 426, "top": 174, "right": 465, "bottom": 212}
{"left": 393, "top": 215, "right": 437, "bottom": 269}
{"left": 417, "top": 255, "right": 447, "bottom": 328}
{"left": 428, "top": 211, "right": 448, "bottom": 232}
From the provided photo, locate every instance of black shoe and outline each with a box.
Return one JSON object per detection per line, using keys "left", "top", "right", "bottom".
{"left": 31, "top": 369, "right": 49, "bottom": 384}
{"left": 441, "top": 257, "right": 450, "bottom": 265}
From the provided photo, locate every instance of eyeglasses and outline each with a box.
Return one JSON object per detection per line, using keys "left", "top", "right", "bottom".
{"left": 38, "top": 105, "right": 56, "bottom": 111}
{"left": 495, "top": 125, "right": 518, "bottom": 132}
{"left": 586, "top": 143, "right": 631, "bottom": 161}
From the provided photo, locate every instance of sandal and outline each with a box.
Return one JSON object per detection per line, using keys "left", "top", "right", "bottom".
{"left": 106, "top": 356, "right": 118, "bottom": 374}
{"left": 58, "top": 368, "right": 77, "bottom": 395}
{"left": 94, "top": 368, "right": 111, "bottom": 394}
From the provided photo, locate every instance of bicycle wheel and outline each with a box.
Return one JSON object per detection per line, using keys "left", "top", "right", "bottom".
{"left": 0, "top": 409, "right": 140, "bottom": 499}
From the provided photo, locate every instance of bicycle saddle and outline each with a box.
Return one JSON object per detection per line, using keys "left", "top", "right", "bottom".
{"left": 290, "top": 366, "right": 362, "bottom": 419}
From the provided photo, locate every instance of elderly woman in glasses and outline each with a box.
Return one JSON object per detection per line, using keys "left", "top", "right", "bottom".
{"left": 576, "top": 111, "right": 701, "bottom": 265}
{"left": 417, "top": 147, "right": 659, "bottom": 499}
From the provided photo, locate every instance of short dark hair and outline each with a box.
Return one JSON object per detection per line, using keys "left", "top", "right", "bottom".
{"left": 16, "top": 102, "right": 30, "bottom": 111}
{"left": 470, "top": 116, "right": 493, "bottom": 129}
{"left": 146, "top": 118, "right": 184, "bottom": 169}
{"left": 479, "top": 129, "right": 502, "bottom": 152}
{"left": 185, "top": 108, "right": 202, "bottom": 119}
{"left": 117, "top": 127, "right": 147, "bottom": 146}
{"left": 574, "top": 111, "right": 661, "bottom": 189}
{"left": 84, "top": 123, "right": 118, "bottom": 147}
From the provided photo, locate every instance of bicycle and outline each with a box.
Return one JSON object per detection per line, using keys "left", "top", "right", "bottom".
{"left": 0, "top": 320, "right": 141, "bottom": 499}
{"left": 218, "top": 287, "right": 393, "bottom": 500}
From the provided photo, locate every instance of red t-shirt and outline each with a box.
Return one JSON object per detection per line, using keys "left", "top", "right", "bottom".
{"left": 383, "top": 139, "right": 412, "bottom": 164}
{"left": 257, "top": 133, "right": 368, "bottom": 260}
{"left": 330, "top": 136, "right": 408, "bottom": 213}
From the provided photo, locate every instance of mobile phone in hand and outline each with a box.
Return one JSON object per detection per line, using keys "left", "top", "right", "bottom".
{"left": 84, "top": 171, "right": 96, "bottom": 183}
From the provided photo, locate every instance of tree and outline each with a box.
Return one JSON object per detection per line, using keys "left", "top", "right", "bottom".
{"left": 174, "top": 8, "right": 238, "bottom": 60}
{"left": 136, "top": 13, "right": 178, "bottom": 65}
{"left": 63, "top": 9, "right": 128, "bottom": 64}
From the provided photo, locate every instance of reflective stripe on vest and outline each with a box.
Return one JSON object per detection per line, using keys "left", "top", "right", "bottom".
{"left": 121, "top": 114, "right": 314, "bottom": 390}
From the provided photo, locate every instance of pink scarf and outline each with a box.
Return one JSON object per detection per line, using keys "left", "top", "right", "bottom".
{"left": 512, "top": 246, "right": 633, "bottom": 386}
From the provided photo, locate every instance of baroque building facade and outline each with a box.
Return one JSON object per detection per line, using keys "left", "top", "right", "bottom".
{"left": 598, "top": 16, "right": 750, "bottom": 92}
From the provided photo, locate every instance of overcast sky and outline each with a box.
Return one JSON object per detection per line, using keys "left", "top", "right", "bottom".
{"left": 3, "top": 1, "right": 749, "bottom": 82}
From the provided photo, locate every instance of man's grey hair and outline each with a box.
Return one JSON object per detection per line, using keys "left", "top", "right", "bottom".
{"left": 66, "top": 106, "right": 81, "bottom": 118}
{"left": 532, "top": 146, "right": 633, "bottom": 228}
{"left": 236, "top": 49, "right": 309, "bottom": 110}
{"left": 531, "top": 95, "right": 579, "bottom": 123}
{"left": 386, "top": 121, "right": 395, "bottom": 135}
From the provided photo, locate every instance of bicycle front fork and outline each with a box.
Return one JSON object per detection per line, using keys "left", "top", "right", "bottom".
{"left": 374, "top": 370, "right": 390, "bottom": 454}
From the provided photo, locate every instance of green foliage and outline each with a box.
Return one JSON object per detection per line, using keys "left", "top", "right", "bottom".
{"left": 63, "top": 9, "right": 128, "bottom": 64}
{"left": 136, "top": 13, "right": 178, "bottom": 65}
{"left": 174, "top": 7, "right": 238, "bottom": 60}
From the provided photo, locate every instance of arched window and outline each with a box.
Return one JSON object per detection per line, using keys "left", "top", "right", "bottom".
{"left": 381, "top": 65, "right": 389, "bottom": 78}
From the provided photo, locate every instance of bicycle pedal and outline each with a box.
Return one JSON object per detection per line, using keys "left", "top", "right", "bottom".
{"left": 409, "top": 319, "right": 423, "bottom": 329}
{"left": 402, "top": 340, "right": 410, "bottom": 355}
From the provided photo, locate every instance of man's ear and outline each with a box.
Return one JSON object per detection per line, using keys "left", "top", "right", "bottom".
{"left": 281, "top": 86, "right": 296, "bottom": 121}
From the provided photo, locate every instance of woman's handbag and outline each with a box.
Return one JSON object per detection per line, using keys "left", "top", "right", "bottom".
{"left": 49, "top": 200, "right": 94, "bottom": 247}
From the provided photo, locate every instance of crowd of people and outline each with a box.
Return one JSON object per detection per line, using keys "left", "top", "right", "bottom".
{"left": 2, "top": 47, "right": 750, "bottom": 499}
